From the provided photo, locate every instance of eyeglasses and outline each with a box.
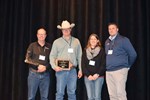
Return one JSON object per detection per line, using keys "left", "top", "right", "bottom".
{"left": 38, "top": 33, "right": 46, "bottom": 36}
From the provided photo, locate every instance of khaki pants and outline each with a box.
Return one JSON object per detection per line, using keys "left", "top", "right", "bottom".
{"left": 106, "top": 68, "right": 129, "bottom": 100}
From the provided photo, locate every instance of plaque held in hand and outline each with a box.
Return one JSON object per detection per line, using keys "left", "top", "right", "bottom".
{"left": 57, "top": 60, "right": 69, "bottom": 70}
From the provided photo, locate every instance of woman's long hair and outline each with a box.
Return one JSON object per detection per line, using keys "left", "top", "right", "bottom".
{"left": 86, "top": 33, "right": 102, "bottom": 49}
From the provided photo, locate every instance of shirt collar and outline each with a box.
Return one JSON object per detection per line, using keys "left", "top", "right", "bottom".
{"left": 36, "top": 41, "right": 46, "bottom": 47}
{"left": 62, "top": 36, "right": 72, "bottom": 41}
{"left": 109, "top": 33, "right": 118, "bottom": 41}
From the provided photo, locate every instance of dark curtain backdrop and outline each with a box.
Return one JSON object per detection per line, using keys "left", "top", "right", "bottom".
{"left": 0, "top": 0, "right": 149, "bottom": 100}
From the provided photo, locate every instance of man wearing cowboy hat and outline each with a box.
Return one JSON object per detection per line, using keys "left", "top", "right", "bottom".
{"left": 50, "top": 20, "right": 82, "bottom": 100}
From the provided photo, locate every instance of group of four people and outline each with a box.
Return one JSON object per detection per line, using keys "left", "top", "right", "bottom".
{"left": 25, "top": 20, "right": 137, "bottom": 100}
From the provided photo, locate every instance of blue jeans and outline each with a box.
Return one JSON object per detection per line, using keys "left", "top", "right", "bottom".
{"left": 55, "top": 68, "right": 77, "bottom": 100}
{"left": 28, "top": 70, "right": 50, "bottom": 100}
{"left": 84, "top": 76, "right": 104, "bottom": 100}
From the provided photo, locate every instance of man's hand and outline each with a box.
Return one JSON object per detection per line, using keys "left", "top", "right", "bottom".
{"left": 78, "top": 70, "right": 82, "bottom": 79}
{"left": 69, "top": 62, "right": 73, "bottom": 69}
{"left": 37, "top": 65, "right": 46, "bottom": 72}
{"left": 54, "top": 66, "right": 63, "bottom": 72}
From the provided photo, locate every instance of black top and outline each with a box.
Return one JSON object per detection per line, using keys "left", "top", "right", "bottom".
{"left": 25, "top": 42, "right": 51, "bottom": 70}
{"left": 81, "top": 48, "right": 106, "bottom": 77}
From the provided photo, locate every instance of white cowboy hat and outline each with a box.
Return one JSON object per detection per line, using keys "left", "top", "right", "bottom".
{"left": 57, "top": 20, "right": 75, "bottom": 29}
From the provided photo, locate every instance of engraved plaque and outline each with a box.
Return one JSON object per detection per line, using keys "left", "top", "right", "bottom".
{"left": 57, "top": 60, "right": 69, "bottom": 69}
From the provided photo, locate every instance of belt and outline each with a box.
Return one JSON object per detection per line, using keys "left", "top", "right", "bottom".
{"left": 30, "top": 68, "right": 46, "bottom": 74}
{"left": 68, "top": 66, "right": 76, "bottom": 70}
{"left": 30, "top": 68, "right": 38, "bottom": 72}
